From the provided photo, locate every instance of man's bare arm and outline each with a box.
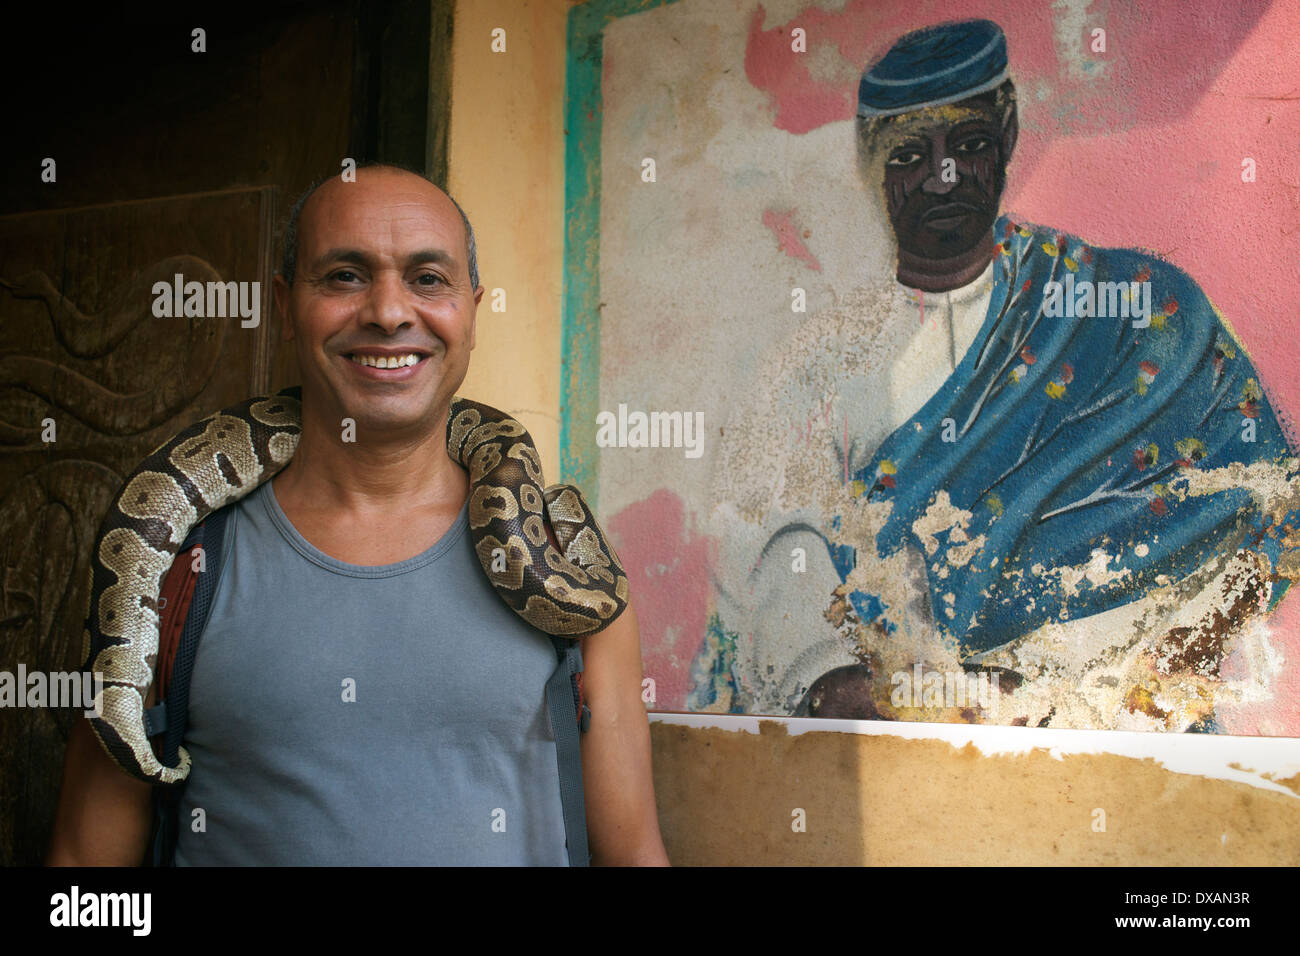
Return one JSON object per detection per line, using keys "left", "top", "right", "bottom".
{"left": 46, "top": 685, "right": 157, "bottom": 866}
{"left": 578, "top": 601, "right": 670, "bottom": 866}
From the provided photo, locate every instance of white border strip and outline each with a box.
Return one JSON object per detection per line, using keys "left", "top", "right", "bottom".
{"left": 649, "top": 712, "right": 1300, "bottom": 799}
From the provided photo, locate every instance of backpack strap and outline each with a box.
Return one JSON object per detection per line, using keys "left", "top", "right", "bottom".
{"left": 146, "top": 506, "right": 230, "bottom": 867}
{"left": 546, "top": 635, "right": 591, "bottom": 866}
{"left": 142, "top": 530, "right": 202, "bottom": 741}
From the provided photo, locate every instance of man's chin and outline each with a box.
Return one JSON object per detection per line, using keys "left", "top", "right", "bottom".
{"left": 321, "top": 382, "right": 451, "bottom": 437}
{"left": 345, "top": 403, "right": 448, "bottom": 437}
{"left": 897, "top": 210, "right": 995, "bottom": 258}
{"left": 900, "top": 228, "right": 991, "bottom": 263}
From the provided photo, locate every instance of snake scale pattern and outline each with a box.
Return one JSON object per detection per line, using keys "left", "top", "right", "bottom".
{"left": 82, "top": 386, "right": 629, "bottom": 786}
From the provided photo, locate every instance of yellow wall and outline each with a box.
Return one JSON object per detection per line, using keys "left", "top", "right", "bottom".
{"left": 446, "top": 0, "right": 575, "bottom": 482}
{"left": 652, "top": 718, "right": 1300, "bottom": 865}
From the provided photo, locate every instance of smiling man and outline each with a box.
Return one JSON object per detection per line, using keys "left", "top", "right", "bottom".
{"left": 49, "top": 163, "right": 669, "bottom": 866}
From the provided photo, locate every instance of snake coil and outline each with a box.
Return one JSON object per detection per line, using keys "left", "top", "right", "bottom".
{"left": 81, "top": 386, "right": 628, "bottom": 785}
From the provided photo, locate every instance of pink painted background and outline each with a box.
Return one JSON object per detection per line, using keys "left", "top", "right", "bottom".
{"left": 609, "top": 0, "right": 1300, "bottom": 733}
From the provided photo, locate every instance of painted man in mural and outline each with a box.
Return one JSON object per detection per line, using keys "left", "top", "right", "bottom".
{"left": 696, "top": 19, "right": 1298, "bottom": 731}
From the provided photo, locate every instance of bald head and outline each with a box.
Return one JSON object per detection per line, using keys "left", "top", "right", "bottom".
{"left": 270, "top": 162, "right": 484, "bottom": 442}
{"left": 280, "top": 163, "right": 479, "bottom": 289}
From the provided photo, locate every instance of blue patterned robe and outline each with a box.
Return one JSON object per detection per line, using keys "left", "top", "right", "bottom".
{"left": 831, "top": 215, "right": 1295, "bottom": 656}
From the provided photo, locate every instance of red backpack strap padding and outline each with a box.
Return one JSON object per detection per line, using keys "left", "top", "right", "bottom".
{"left": 154, "top": 538, "right": 201, "bottom": 707}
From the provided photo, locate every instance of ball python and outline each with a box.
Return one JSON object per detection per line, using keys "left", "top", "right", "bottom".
{"left": 82, "top": 385, "right": 629, "bottom": 786}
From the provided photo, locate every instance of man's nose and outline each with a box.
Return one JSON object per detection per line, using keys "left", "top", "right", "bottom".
{"left": 362, "top": 271, "right": 412, "bottom": 331}
{"left": 920, "top": 141, "right": 958, "bottom": 195}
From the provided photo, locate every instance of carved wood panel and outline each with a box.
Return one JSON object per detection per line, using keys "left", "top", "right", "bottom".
{"left": 0, "top": 187, "right": 274, "bottom": 863}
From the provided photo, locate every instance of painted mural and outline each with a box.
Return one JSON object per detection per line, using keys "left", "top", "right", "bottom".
{"left": 564, "top": 0, "right": 1300, "bottom": 734}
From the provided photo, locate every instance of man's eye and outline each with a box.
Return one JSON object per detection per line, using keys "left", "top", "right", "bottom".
{"left": 415, "top": 273, "right": 445, "bottom": 286}
{"left": 887, "top": 151, "right": 923, "bottom": 167}
{"left": 955, "top": 137, "right": 992, "bottom": 153}
{"left": 329, "top": 270, "right": 360, "bottom": 283}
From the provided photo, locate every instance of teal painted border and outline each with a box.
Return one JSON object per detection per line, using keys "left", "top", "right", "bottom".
{"left": 561, "top": 0, "right": 680, "bottom": 507}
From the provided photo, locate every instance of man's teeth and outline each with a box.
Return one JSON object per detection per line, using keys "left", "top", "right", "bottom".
{"left": 348, "top": 353, "right": 422, "bottom": 369}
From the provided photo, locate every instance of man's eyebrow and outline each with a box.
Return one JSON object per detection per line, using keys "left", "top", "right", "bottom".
{"left": 948, "top": 118, "right": 998, "bottom": 135}
{"left": 403, "top": 249, "right": 459, "bottom": 269}
{"left": 309, "top": 248, "right": 371, "bottom": 272}
{"left": 879, "top": 130, "right": 930, "bottom": 152}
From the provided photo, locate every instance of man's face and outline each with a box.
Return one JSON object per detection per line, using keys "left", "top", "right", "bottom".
{"left": 871, "top": 96, "right": 1013, "bottom": 262}
{"left": 273, "top": 168, "right": 482, "bottom": 437}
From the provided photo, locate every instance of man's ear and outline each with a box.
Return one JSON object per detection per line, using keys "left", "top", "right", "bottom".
{"left": 470, "top": 284, "right": 484, "bottom": 350}
{"left": 1001, "top": 105, "right": 1019, "bottom": 166}
{"left": 272, "top": 275, "right": 294, "bottom": 341}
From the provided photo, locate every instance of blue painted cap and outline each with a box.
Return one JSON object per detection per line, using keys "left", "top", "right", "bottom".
{"left": 858, "top": 19, "right": 1009, "bottom": 118}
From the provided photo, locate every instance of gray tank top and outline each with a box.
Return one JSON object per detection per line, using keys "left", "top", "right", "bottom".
{"left": 173, "top": 480, "right": 569, "bottom": 866}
